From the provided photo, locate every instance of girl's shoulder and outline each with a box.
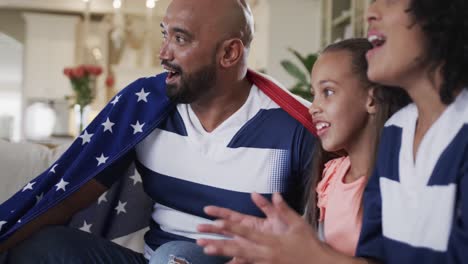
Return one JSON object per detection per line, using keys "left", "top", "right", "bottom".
{"left": 316, "top": 156, "right": 349, "bottom": 221}
{"left": 323, "top": 156, "right": 349, "bottom": 174}
{"left": 317, "top": 157, "right": 349, "bottom": 196}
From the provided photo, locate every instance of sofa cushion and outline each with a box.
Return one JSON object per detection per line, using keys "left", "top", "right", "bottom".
{"left": 0, "top": 140, "right": 58, "bottom": 203}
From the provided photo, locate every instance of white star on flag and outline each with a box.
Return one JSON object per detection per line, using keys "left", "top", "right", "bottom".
{"left": 102, "top": 118, "right": 115, "bottom": 133}
{"left": 79, "top": 220, "right": 93, "bottom": 233}
{"left": 115, "top": 200, "right": 127, "bottom": 215}
{"left": 22, "top": 181, "right": 35, "bottom": 192}
{"left": 49, "top": 164, "right": 58, "bottom": 173}
{"left": 79, "top": 130, "right": 93, "bottom": 145}
{"left": 129, "top": 173, "right": 142, "bottom": 185}
{"left": 110, "top": 95, "right": 121, "bottom": 105}
{"left": 98, "top": 191, "right": 108, "bottom": 205}
{"left": 96, "top": 154, "right": 109, "bottom": 166}
{"left": 131, "top": 121, "right": 145, "bottom": 134}
{"left": 135, "top": 88, "right": 150, "bottom": 103}
{"left": 35, "top": 193, "right": 44, "bottom": 204}
{"left": 55, "top": 178, "right": 69, "bottom": 192}
{"left": 0, "top": 221, "right": 6, "bottom": 232}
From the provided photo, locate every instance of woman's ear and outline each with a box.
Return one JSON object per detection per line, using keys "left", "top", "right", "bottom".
{"left": 219, "top": 39, "right": 244, "bottom": 68}
{"left": 366, "top": 87, "right": 378, "bottom": 115}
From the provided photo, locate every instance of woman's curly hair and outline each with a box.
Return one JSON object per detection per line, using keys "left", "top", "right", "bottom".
{"left": 408, "top": 0, "right": 468, "bottom": 104}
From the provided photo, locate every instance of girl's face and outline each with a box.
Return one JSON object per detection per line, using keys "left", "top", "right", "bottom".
{"left": 309, "top": 50, "right": 373, "bottom": 152}
{"left": 366, "top": 0, "right": 428, "bottom": 88}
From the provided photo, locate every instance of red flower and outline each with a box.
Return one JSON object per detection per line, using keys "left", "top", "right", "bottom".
{"left": 73, "top": 66, "right": 85, "bottom": 78}
{"left": 105, "top": 75, "right": 115, "bottom": 88}
{"left": 63, "top": 67, "right": 73, "bottom": 78}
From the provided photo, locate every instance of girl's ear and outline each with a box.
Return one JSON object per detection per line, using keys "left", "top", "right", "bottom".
{"left": 366, "top": 87, "right": 378, "bottom": 115}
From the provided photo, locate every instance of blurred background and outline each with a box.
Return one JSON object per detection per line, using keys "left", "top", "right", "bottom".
{"left": 0, "top": 0, "right": 371, "bottom": 144}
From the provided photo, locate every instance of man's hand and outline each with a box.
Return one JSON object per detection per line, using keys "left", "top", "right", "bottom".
{"left": 197, "top": 193, "right": 323, "bottom": 264}
{"left": 0, "top": 179, "right": 106, "bottom": 252}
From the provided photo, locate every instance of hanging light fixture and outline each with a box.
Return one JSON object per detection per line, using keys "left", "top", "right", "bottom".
{"left": 146, "top": 0, "right": 156, "bottom": 9}
{"left": 113, "top": 0, "right": 122, "bottom": 9}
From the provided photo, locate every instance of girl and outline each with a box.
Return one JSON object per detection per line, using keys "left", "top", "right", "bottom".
{"left": 196, "top": 37, "right": 409, "bottom": 262}
{"left": 198, "top": 0, "right": 468, "bottom": 263}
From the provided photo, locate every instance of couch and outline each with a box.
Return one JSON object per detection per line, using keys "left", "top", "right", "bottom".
{"left": 0, "top": 139, "right": 150, "bottom": 253}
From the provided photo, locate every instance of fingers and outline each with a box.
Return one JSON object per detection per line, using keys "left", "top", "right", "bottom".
{"left": 204, "top": 206, "right": 259, "bottom": 223}
{"left": 251, "top": 193, "right": 277, "bottom": 219}
{"left": 229, "top": 257, "right": 250, "bottom": 264}
{"left": 197, "top": 222, "right": 233, "bottom": 237}
{"left": 196, "top": 238, "right": 254, "bottom": 260}
{"left": 219, "top": 219, "right": 275, "bottom": 245}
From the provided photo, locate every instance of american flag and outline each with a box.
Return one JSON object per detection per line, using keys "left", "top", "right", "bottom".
{"left": 0, "top": 70, "right": 315, "bottom": 249}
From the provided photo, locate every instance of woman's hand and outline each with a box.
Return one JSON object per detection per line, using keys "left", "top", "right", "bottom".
{"left": 197, "top": 193, "right": 325, "bottom": 264}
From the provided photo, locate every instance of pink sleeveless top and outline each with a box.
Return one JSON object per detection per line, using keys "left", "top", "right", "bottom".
{"left": 316, "top": 156, "right": 367, "bottom": 256}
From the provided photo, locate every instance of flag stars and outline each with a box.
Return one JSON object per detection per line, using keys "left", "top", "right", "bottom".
{"left": 79, "top": 220, "right": 93, "bottom": 233}
{"left": 110, "top": 95, "right": 121, "bottom": 105}
{"left": 22, "top": 181, "right": 35, "bottom": 192}
{"left": 98, "top": 191, "right": 108, "bottom": 205}
{"left": 135, "top": 88, "right": 150, "bottom": 103}
{"left": 79, "top": 130, "right": 93, "bottom": 145}
{"left": 131, "top": 121, "right": 145, "bottom": 135}
{"left": 101, "top": 118, "right": 115, "bottom": 133}
{"left": 129, "top": 173, "right": 142, "bottom": 185}
{"left": 96, "top": 154, "right": 109, "bottom": 166}
{"left": 115, "top": 200, "right": 127, "bottom": 215}
{"left": 49, "top": 164, "right": 58, "bottom": 174}
{"left": 36, "top": 193, "right": 44, "bottom": 204}
{"left": 55, "top": 178, "right": 69, "bottom": 192}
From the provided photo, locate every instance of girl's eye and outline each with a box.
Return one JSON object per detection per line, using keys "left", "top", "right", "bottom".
{"left": 324, "top": 89, "right": 334, "bottom": 97}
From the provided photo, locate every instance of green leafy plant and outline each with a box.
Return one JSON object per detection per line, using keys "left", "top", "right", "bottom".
{"left": 280, "top": 48, "right": 317, "bottom": 101}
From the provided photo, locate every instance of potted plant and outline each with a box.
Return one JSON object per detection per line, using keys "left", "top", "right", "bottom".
{"left": 280, "top": 48, "right": 317, "bottom": 101}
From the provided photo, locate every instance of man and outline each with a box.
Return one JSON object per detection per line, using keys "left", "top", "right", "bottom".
{"left": 0, "top": 0, "right": 315, "bottom": 263}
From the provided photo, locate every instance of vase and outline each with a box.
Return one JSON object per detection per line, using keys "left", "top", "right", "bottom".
{"left": 74, "top": 104, "right": 90, "bottom": 135}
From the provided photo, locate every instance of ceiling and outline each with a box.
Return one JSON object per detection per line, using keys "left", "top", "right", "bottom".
{"left": 0, "top": 0, "right": 171, "bottom": 16}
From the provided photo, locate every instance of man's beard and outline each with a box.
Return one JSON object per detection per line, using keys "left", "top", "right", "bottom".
{"left": 166, "top": 62, "right": 217, "bottom": 104}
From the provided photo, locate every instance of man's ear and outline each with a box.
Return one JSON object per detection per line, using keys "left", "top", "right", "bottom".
{"left": 366, "top": 87, "right": 378, "bottom": 115}
{"left": 219, "top": 39, "right": 244, "bottom": 68}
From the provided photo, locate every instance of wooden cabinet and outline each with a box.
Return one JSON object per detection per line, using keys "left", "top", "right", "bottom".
{"left": 321, "top": 0, "right": 371, "bottom": 47}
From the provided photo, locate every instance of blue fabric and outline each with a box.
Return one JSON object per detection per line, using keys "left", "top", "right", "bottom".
{"left": 357, "top": 123, "right": 468, "bottom": 264}
{"left": 3, "top": 226, "right": 147, "bottom": 264}
{"left": 0, "top": 73, "right": 173, "bottom": 243}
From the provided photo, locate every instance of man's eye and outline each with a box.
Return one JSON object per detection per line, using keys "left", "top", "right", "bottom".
{"left": 175, "top": 36, "right": 186, "bottom": 44}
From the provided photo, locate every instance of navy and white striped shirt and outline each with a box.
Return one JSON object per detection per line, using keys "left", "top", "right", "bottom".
{"left": 135, "top": 85, "right": 315, "bottom": 258}
{"left": 357, "top": 89, "right": 468, "bottom": 263}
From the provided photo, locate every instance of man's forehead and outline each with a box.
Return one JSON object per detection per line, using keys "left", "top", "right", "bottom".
{"left": 162, "top": 1, "right": 213, "bottom": 32}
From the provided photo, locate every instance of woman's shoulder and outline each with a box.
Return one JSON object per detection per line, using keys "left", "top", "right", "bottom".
{"left": 385, "top": 103, "right": 416, "bottom": 128}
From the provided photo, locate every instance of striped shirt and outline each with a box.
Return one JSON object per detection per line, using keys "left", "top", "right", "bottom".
{"left": 135, "top": 85, "right": 315, "bottom": 258}
{"left": 357, "top": 89, "right": 468, "bottom": 263}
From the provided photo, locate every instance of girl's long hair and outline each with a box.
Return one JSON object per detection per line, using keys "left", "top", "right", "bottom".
{"left": 303, "top": 38, "right": 411, "bottom": 228}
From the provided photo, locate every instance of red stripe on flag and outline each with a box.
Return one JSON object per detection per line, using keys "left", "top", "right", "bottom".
{"left": 247, "top": 69, "right": 317, "bottom": 136}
